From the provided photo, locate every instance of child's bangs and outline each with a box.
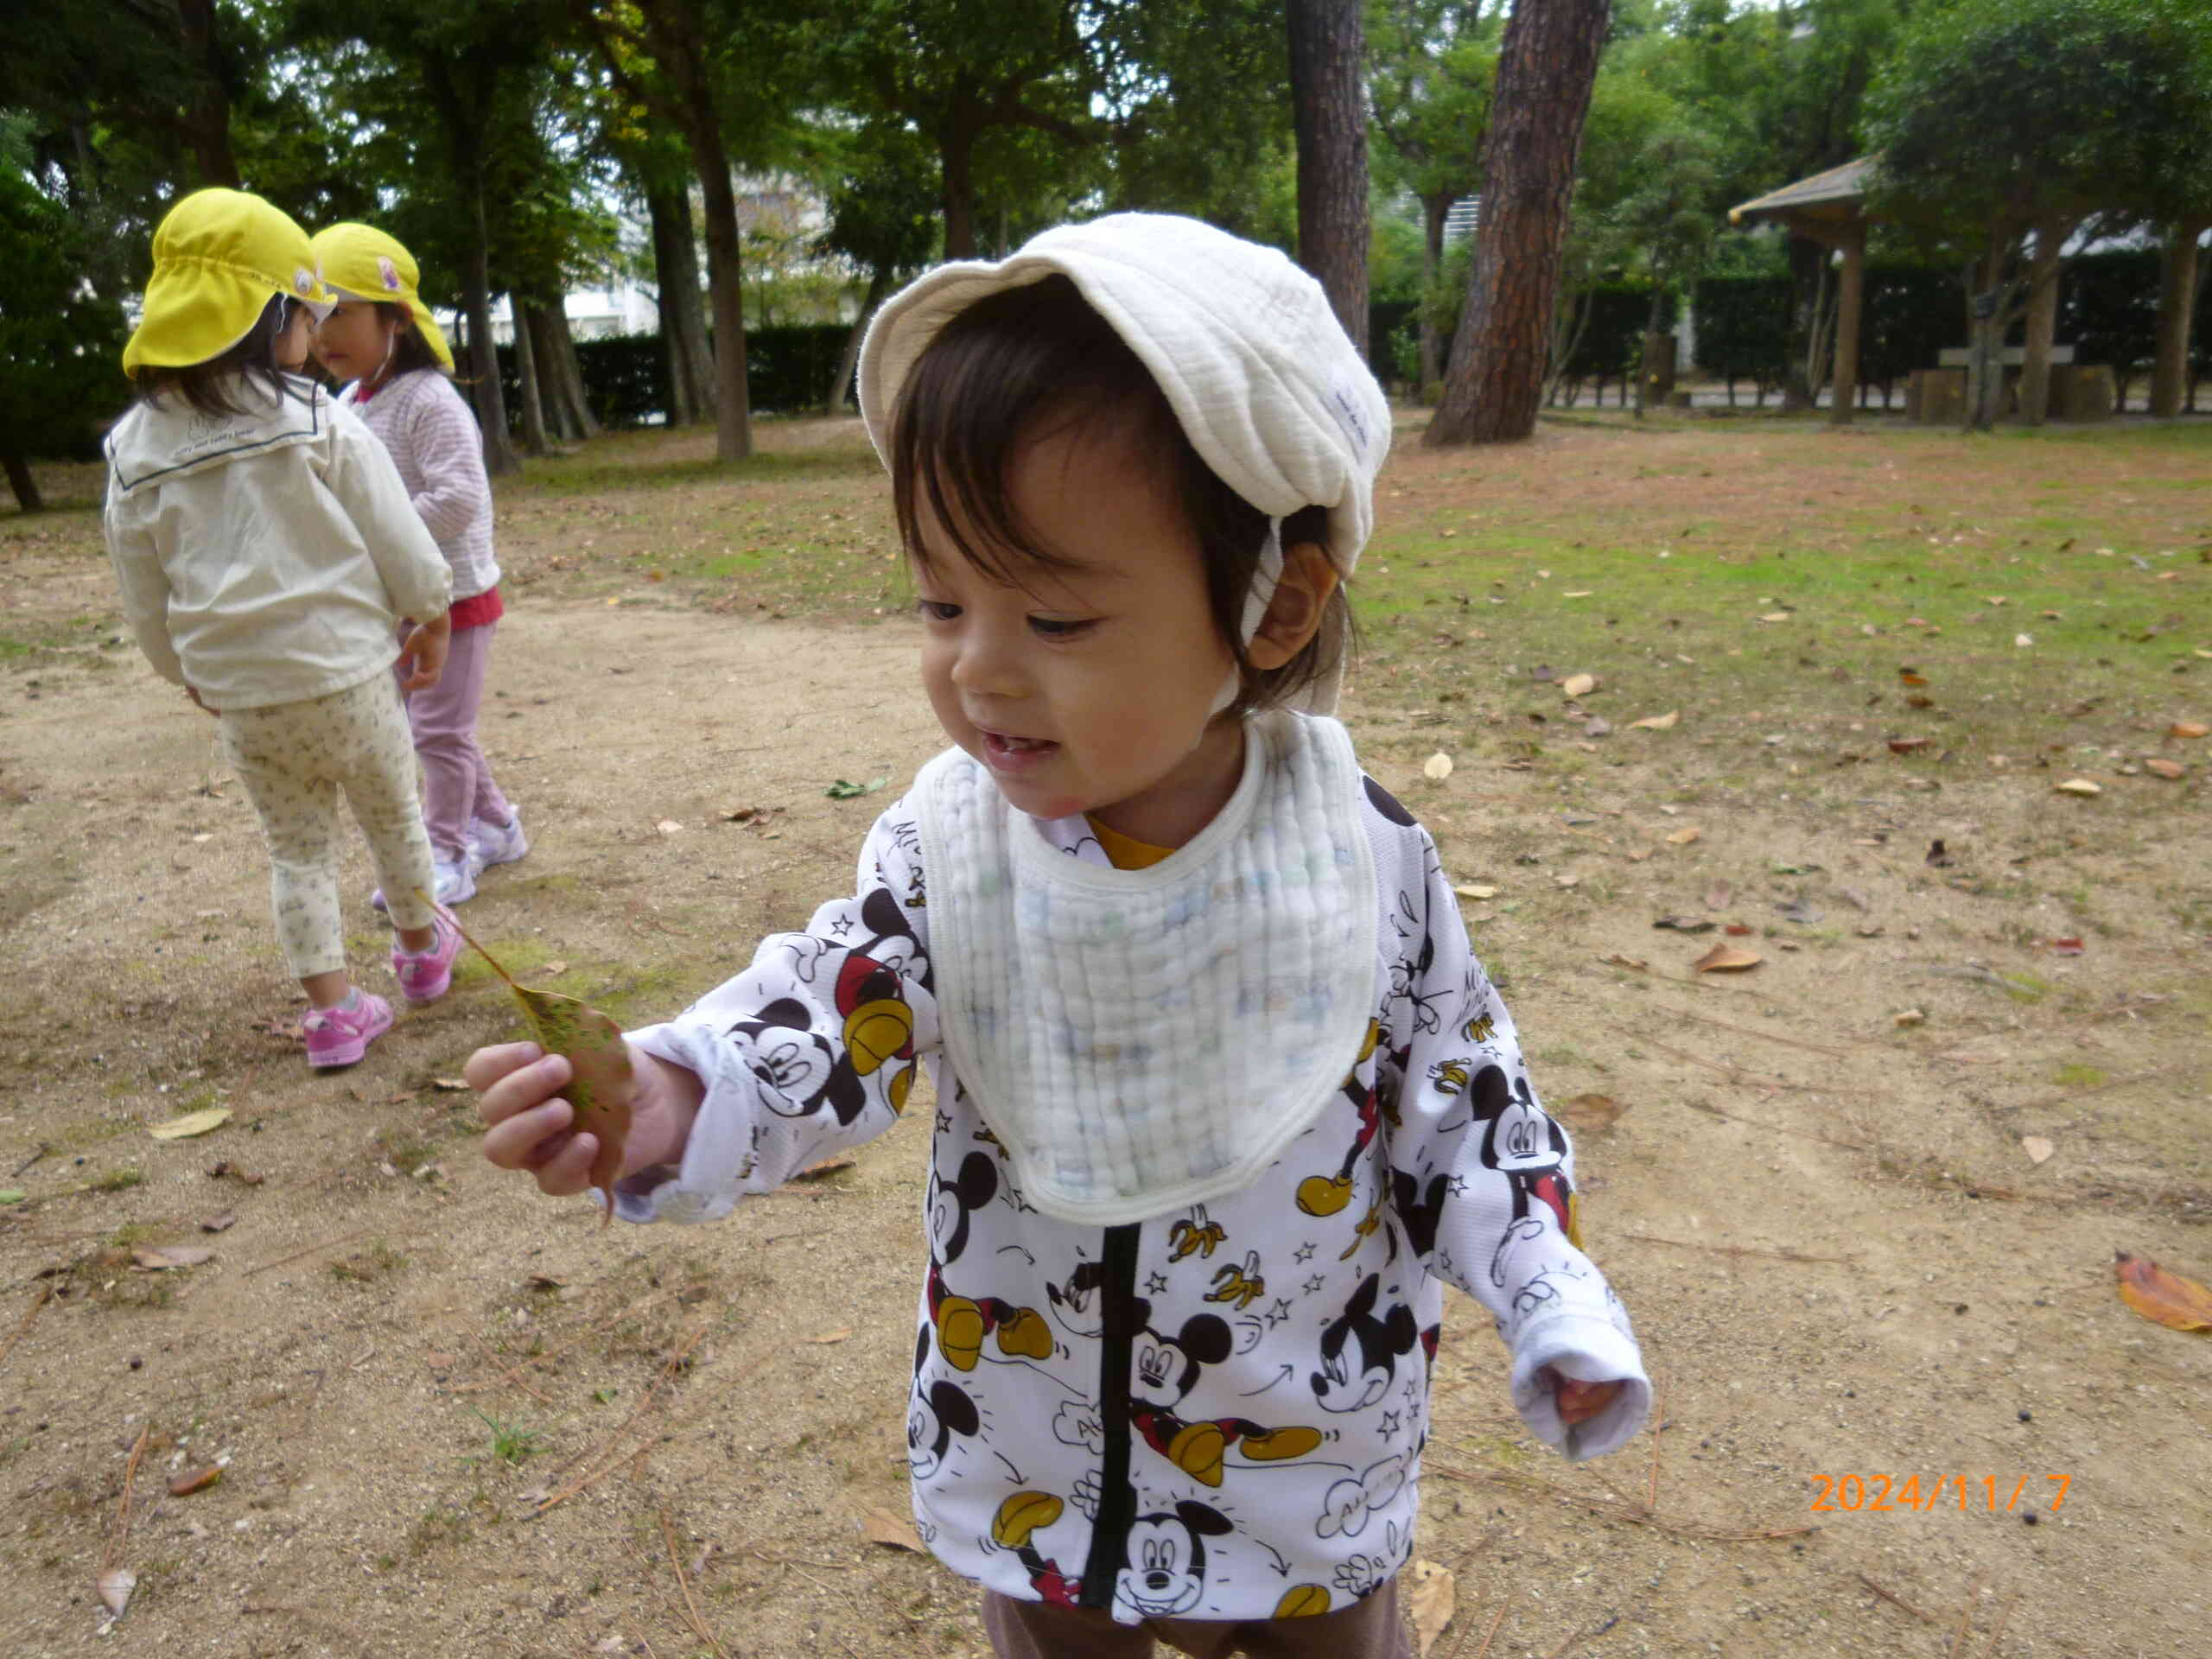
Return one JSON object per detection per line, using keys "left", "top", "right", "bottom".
{"left": 891, "top": 277, "right": 1164, "bottom": 588}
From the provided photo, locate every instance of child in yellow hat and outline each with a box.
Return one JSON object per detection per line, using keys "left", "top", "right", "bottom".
{"left": 310, "top": 222, "right": 524, "bottom": 909}
{"left": 104, "top": 188, "right": 465, "bottom": 1069}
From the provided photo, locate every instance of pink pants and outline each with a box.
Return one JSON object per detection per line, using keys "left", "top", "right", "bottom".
{"left": 400, "top": 620, "right": 511, "bottom": 861}
{"left": 981, "top": 1578, "right": 1410, "bottom": 1659}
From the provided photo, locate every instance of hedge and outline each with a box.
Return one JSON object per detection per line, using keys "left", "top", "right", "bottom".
{"left": 494, "top": 247, "right": 2210, "bottom": 430}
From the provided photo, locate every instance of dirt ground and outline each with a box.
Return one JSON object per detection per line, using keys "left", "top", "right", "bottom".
{"left": 2, "top": 419, "right": 2209, "bottom": 1659}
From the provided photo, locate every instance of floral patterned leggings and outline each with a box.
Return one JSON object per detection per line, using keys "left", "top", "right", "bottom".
{"left": 218, "top": 673, "right": 439, "bottom": 978}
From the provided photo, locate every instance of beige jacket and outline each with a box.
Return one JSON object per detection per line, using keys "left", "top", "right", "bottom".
{"left": 104, "top": 377, "right": 452, "bottom": 710}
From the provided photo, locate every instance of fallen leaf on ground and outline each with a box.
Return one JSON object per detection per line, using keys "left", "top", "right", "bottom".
{"left": 1759, "top": 611, "right": 1792, "bottom": 623}
{"left": 1625, "top": 847, "right": 1653, "bottom": 861}
{"left": 168, "top": 1466, "right": 222, "bottom": 1497}
{"left": 1409, "top": 1558, "right": 1456, "bottom": 1656}
{"left": 2144, "top": 759, "right": 2184, "bottom": 779}
{"left": 655, "top": 818, "right": 684, "bottom": 836}
{"left": 2021, "top": 1136, "right": 2054, "bottom": 1166}
{"left": 131, "top": 1245, "right": 213, "bottom": 1270}
{"left": 1693, "top": 943, "right": 1762, "bottom": 974}
{"left": 826, "top": 777, "right": 889, "bottom": 799}
{"left": 861, "top": 1506, "right": 925, "bottom": 1552}
{"left": 429, "top": 1077, "right": 469, "bottom": 1092}
{"left": 1887, "top": 737, "right": 1934, "bottom": 754}
{"left": 1893, "top": 1009, "right": 1924, "bottom": 1027}
{"left": 1560, "top": 672, "right": 1597, "bottom": 698}
{"left": 149, "top": 1107, "right": 231, "bottom": 1141}
{"left": 808, "top": 1327, "right": 855, "bottom": 1344}
{"left": 1599, "top": 954, "right": 1648, "bottom": 971}
{"left": 1452, "top": 883, "right": 1498, "bottom": 900}
{"left": 1421, "top": 752, "right": 1454, "bottom": 781}
{"left": 199, "top": 1213, "right": 234, "bottom": 1234}
{"left": 2171, "top": 721, "right": 2208, "bottom": 739}
{"left": 96, "top": 1567, "right": 136, "bottom": 1619}
{"left": 1724, "top": 923, "right": 1754, "bottom": 937}
{"left": 1628, "top": 709, "right": 1680, "bottom": 731}
{"left": 543, "top": 960, "right": 569, "bottom": 976}
{"left": 1665, "top": 825, "right": 1702, "bottom": 845}
{"left": 2055, "top": 778, "right": 2102, "bottom": 797}
{"left": 1556, "top": 1094, "right": 1626, "bottom": 1134}
{"left": 2044, "top": 938, "right": 2085, "bottom": 956}
{"left": 2114, "top": 1252, "right": 2212, "bottom": 1333}
{"left": 1651, "top": 917, "right": 1714, "bottom": 933}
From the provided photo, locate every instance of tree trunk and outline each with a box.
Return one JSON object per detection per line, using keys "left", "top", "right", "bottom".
{"left": 175, "top": 0, "right": 241, "bottom": 188}
{"left": 828, "top": 265, "right": 893, "bottom": 416}
{"left": 510, "top": 296, "right": 550, "bottom": 456}
{"left": 1829, "top": 224, "right": 1866, "bottom": 427}
{"left": 1779, "top": 232, "right": 1825, "bottom": 412}
{"left": 1966, "top": 239, "right": 2012, "bottom": 434}
{"left": 649, "top": 183, "right": 715, "bottom": 426}
{"left": 1634, "top": 284, "right": 1667, "bottom": 417}
{"left": 1419, "top": 190, "right": 1449, "bottom": 398}
{"left": 2149, "top": 219, "right": 2208, "bottom": 420}
{"left": 938, "top": 104, "right": 982, "bottom": 262}
{"left": 1427, "top": 0, "right": 1611, "bottom": 447}
{"left": 3, "top": 453, "right": 42, "bottom": 513}
{"left": 550, "top": 306, "right": 601, "bottom": 440}
{"left": 524, "top": 306, "right": 576, "bottom": 442}
{"left": 1287, "top": 0, "right": 1370, "bottom": 356}
{"left": 2018, "top": 216, "right": 2072, "bottom": 426}
{"left": 459, "top": 181, "right": 521, "bottom": 476}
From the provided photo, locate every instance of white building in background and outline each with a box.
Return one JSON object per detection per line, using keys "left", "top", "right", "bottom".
{"left": 476, "top": 283, "right": 659, "bottom": 346}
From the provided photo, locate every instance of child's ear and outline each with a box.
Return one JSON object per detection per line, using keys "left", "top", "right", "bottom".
{"left": 1245, "top": 541, "right": 1340, "bottom": 671}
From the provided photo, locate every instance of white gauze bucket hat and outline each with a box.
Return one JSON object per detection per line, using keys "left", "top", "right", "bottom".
{"left": 856, "top": 213, "right": 1392, "bottom": 713}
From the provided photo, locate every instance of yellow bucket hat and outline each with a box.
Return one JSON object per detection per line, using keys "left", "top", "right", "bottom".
{"left": 123, "top": 188, "right": 330, "bottom": 378}
{"left": 309, "top": 223, "right": 455, "bottom": 372}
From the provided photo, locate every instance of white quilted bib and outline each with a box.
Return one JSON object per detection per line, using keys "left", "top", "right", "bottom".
{"left": 912, "top": 712, "right": 1378, "bottom": 1225}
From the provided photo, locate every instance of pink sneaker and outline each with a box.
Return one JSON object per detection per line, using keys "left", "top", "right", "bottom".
{"left": 392, "top": 912, "right": 462, "bottom": 1004}
{"left": 302, "top": 993, "right": 395, "bottom": 1070}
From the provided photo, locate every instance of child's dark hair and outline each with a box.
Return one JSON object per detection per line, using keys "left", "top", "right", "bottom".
{"left": 136, "top": 295, "right": 305, "bottom": 419}
{"left": 890, "top": 275, "right": 1351, "bottom": 715}
{"left": 367, "top": 302, "right": 450, "bottom": 380}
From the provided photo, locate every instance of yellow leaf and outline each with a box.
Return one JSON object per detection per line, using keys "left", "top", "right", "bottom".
{"left": 1421, "top": 752, "right": 1454, "bottom": 781}
{"left": 2114, "top": 1252, "right": 2212, "bottom": 1333}
{"left": 1452, "top": 883, "right": 1498, "bottom": 900}
{"left": 1560, "top": 672, "right": 1597, "bottom": 698}
{"left": 1561, "top": 589, "right": 1593, "bottom": 599}
{"left": 1665, "top": 825, "right": 1702, "bottom": 845}
{"left": 1693, "top": 943, "right": 1762, "bottom": 973}
{"left": 1409, "top": 1559, "right": 1456, "bottom": 1656}
{"left": 1556, "top": 1093, "right": 1627, "bottom": 1134}
{"left": 149, "top": 1106, "right": 232, "bottom": 1141}
{"left": 1628, "top": 709, "right": 1680, "bottom": 731}
{"left": 1759, "top": 612, "right": 1792, "bottom": 623}
{"left": 2054, "top": 778, "right": 2102, "bottom": 797}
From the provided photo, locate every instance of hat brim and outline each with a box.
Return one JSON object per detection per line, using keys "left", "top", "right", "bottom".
{"left": 123, "top": 264, "right": 283, "bottom": 378}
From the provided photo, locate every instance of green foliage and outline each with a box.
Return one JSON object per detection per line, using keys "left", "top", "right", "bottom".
{"left": 1866, "top": 0, "right": 2212, "bottom": 245}
{"left": 0, "top": 163, "right": 129, "bottom": 480}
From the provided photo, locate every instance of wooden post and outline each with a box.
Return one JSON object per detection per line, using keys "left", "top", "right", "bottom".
{"left": 1828, "top": 222, "right": 1865, "bottom": 428}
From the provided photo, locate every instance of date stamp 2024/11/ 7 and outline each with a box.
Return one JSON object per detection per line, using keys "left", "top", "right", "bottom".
{"left": 1810, "top": 1475, "right": 2069, "bottom": 1514}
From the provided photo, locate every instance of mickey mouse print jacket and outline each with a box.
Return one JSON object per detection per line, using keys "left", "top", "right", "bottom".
{"left": 619, "top": 768, "right": 1650, "bottom": 1626}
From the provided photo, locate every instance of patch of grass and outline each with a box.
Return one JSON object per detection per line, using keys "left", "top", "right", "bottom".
{"left": 90, "top": 1166, "right": 145, "bottom": 1192}
{"left": 2053, "top": 1063, "right": 2110, "bottom": 1089}
{"left": 408, "top": 1503, "right": 474, "bottom": 1555}
{"left": 330, "top": 1239, "right": 407, "bottom": 1283}
{"left": 468, "top": 1408, "right": 545, "bottom": 1467}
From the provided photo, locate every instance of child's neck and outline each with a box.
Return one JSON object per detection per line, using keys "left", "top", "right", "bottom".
{"left": 1082, "top": 715, "right": 1248, "bottom": 851}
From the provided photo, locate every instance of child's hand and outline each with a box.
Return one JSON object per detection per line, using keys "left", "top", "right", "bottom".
{"left": 397, "top": 612, "right": 451, "bottom": 691}
{"left": 1553, "top": 1373, "right": 1624, "bottom": 1427}
{"left": 467, "top": 1040, "right": 702, "bottom": 1200}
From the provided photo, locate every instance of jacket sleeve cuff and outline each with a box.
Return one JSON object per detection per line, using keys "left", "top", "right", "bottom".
{"left": 1507, "top": 1313, "right": 1653, "bottom": 1463}
{"left": 601, "top": 1020, "right": 753, "bottom": 1225}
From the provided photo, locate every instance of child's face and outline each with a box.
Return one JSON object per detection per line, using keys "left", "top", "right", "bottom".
{"left": 912, "top": 423, "right": 1245, "bottom": 849}
{"left": 312, "top": 301, "right": 397, "bottom": 384}
{"left": 275, "top": 304, "right": 315, "bottom": 373}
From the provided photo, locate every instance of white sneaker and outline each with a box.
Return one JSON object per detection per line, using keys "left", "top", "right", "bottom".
{"left": 371, "top": 852, "right": 475, "bottom": 912}
{"left": 469, "top": 809, "right": 529, "bottom": 869}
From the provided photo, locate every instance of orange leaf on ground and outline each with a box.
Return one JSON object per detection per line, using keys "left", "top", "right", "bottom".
{"left": 2170, "top": 721, "right": 2208, "bottom": 739}
{"left": 1887, "top": 737, "right": 1933, "bottom": 753}
{"left": 1693, "top": 943, "right": 1762, "bottom": 973}
{"left": 2144, "top": 759, "right": 2184, "bottom": 779}
{"left": 2114, "top": 1252, "right": 2212, "bottom": 1333}
{"left": 1665, "top": 825, "right": 1701, "bottom": 845}
{"left": 1556, "top": 1094, "right": 1627, "bottom": 1134}
{"left": 862, "top": 1506, "right": 925, "bottom": 1552}
{"left": 168, "top": 1466, "right": 222, "bottom": 1497}
{"left": 1628, "top": 709, "right": 1679, "bottom": 731}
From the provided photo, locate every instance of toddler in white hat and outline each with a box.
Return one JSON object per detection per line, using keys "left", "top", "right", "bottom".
{"left": 469, "top": 213, "right": 1649, "bottom": 1656}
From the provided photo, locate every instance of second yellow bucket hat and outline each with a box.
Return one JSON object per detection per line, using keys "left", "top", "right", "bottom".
{"left": 309, "top": 223, "right": 456, "bottom": 372}
{"left": 123, "top": 188, "right": 329, "bottom": 378}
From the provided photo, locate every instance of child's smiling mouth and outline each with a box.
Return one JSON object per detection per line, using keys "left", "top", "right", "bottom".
{"left": 978, "top": 729, "right": 1058, "bottom": 772}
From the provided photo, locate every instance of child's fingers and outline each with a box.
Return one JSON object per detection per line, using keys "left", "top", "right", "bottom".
{"left": 528, "top": 1129, "right": 601, "bottom": 1198}
{"left": 465, "top": 1043, "right": 557, "bottom": 1104}
{"left": 480, "top": 1096, "right": 576, "bottom": 1172}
